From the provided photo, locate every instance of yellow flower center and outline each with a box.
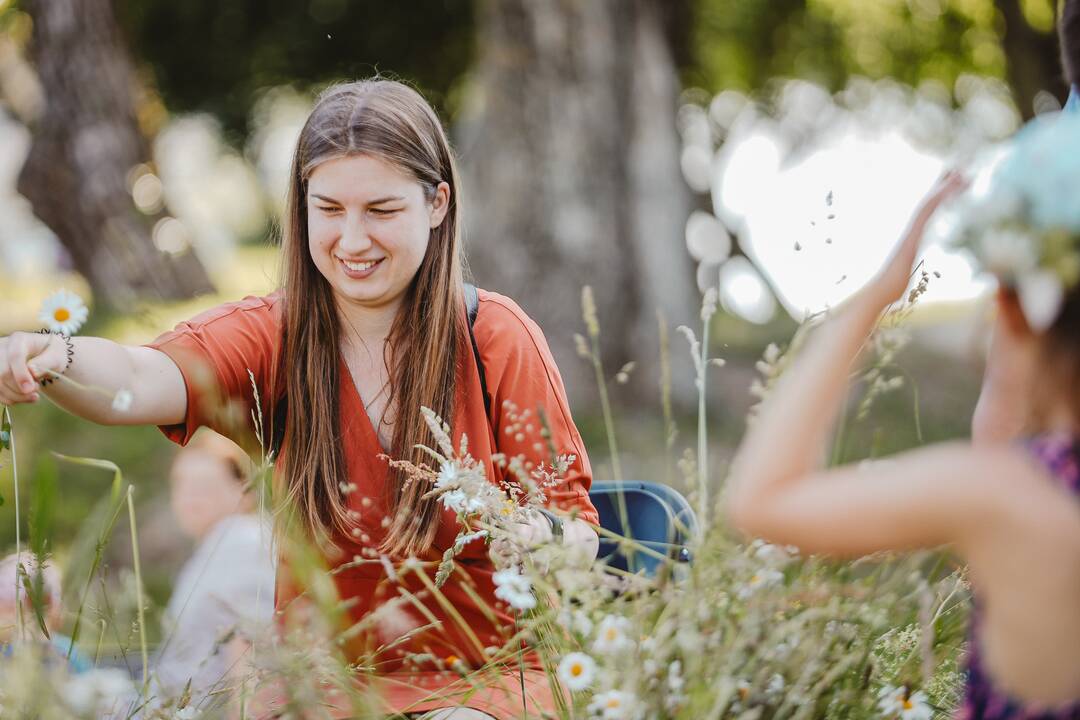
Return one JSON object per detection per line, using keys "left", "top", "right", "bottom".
{"left": 605, "top": 629, "right": 618, "bottom": 641}
{"left": 903, "top": 699, "right": 913, "bottom": 710}
{"left": 606, "top": 698, "right": 621, "bottom": 709}
{"left": 570, "top": 663, "right": 583, "bottom": 677}
{"left": 53, "top": 308, "right": 71, "bottom": 322}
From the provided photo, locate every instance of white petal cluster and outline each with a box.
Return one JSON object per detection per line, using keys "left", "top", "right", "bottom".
{"left": 877, "top": 685, "right": 933, "bottom": 720}
{"left": 592, "top": 614, "right": 635, "bottom": 655}
{"left": 587, "top": 689, "right": 643, "bottom": 720}
{"left": 492, "top": 567, "right": 536, "bottom": 610}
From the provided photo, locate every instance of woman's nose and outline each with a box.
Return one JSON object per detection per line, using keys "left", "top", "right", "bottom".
{"left": 338, "top": 215, "right": 373, "bottom": 254}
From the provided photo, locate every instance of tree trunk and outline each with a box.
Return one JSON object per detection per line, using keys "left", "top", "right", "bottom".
{"left": 457, "top": 0, "right": 696, "bottom": 406}
{"left": 17, "top": 0, "right": 214, "bottom": 308}
{"left": 995, "top": 0, "right": 1066, "bottom": 118}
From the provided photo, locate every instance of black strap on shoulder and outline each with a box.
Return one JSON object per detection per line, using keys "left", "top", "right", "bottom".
{"left": 268, "top": 284, "right": 490, "bottom": 460}
{"left": 463, "top": 282, "right": 493, "bottom": 420}
{"left": 270, "top": 393, "right": 287, "bottom": 462}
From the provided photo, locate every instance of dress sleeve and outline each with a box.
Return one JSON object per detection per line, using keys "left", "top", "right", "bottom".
{"left": 473, "top": 292, "right": 599, "bottom": 525}
{"left": 144, "top": 294, "right": 282, "bottom": 448}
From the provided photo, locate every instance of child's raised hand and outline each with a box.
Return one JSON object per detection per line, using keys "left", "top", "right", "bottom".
{"left": 867, "top": 171, "right": 968, "bottom": 307}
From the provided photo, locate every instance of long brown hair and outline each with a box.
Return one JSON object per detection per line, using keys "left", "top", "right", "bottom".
{"left": 275, "top": 79, "right": 466, "bottom": 557}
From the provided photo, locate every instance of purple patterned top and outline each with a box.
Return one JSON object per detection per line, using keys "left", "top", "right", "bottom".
{"left": 955, "top": 434, "right": 1080, "bottom": 720}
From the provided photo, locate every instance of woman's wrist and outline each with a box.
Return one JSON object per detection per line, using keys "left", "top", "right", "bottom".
{"left": 35, "top": 330, "right": 73, "bottom": 386}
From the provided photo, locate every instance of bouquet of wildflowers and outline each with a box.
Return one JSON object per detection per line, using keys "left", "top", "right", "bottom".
{"left": 950, "top": 111, "right": 1080, "bottom": 330}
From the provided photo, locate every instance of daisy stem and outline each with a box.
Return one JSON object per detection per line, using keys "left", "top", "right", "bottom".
{"left": 5, "top": 407, "right": 24, "bottom": 642}
{"left": 127, "top": 485, "right": 149, "bottom": 692}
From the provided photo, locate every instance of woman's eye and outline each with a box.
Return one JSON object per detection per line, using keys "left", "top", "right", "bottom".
{"left": 370, "top": 208, "right": 401, "bottom": 216}
{"left": 316, "top": 205, "right": 341, "bottom": 214}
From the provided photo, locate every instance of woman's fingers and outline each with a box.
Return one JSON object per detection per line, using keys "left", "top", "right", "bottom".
{"left": 27, "top": 333, "right": 69, "bottom": 383}
{"left": 1, "top": 332, "right": 54, "bottom": 403}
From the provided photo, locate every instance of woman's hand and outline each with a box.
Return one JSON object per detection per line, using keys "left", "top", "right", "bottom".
{"left": 864, "top": 171, "right": 968, "bottom": 308}
{"left": 0, "top": 331, "right": 69, "bottom": 405}
{"left": 488, "top": 510, "right": 554, "bottom": 567}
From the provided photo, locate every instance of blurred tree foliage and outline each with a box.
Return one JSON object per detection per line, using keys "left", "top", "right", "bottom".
{"left": 114, "top": 0, "right": 475, "bottom": 141}
{"left": 688, "top": 0, "right": 1066, "bottom": 116}
{"left": 108, "top": 0, "right": 1067, "bottom": 141}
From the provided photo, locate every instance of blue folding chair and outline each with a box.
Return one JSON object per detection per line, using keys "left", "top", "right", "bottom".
{"left": 588, "top": 481, "right": 696, "bottom": 577}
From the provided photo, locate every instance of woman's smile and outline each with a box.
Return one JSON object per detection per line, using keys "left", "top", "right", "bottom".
{"left": 337, "top": 256, "right": 386, "bottom": 278}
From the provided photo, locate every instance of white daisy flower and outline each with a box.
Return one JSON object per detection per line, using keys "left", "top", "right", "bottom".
{"left": 558, "top": 608, "right": 594, "bottom": 637}
{"left": 587, "top": 689, "right": 642, "bottom": 720}
{"left": 557, "top": 651, "right": 596, "bottom": 691}
{"left": 877, "top": 685, "right": 933, "bottom": 720}
{"left": 667, "top": 660, "right": 685, "bottom": 693}
{"left": 977, "top": 228, "right": 1039, "bottom": 278}
{"left": 492, "top": 568, "right": 536, "bottom": 610}
{"left": 592, "top": 614, "right": 635, "bottom": 655}
{"left": 737, "top": 568, "right": 785, "bottom": 599}
{"left": 440, "top": 489, "right": 485, "bottom": 515}
{"left": 111, "top": 389, "right": 134, "bottom": 413}
{"left": 38, "top": 289, "right": 89, "bottom": 335}
{"left": 61, "top": 667, "right": 134, "bottom": 715}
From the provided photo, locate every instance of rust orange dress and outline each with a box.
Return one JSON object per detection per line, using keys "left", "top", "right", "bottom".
{"left": 147, "top": 288, "right": 598, "bottom": 718}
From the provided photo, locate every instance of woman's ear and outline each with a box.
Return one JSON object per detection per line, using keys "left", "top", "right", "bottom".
{"left": 996, "top": 286, "right": 1033, "bottom": 338}
{"left": 429, "top": 181, "right": 451, "bottom": 229}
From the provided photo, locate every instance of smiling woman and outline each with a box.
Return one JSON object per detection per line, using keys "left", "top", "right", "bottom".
{"left": 306, "top": 154, "right": 447, "bottom": 312}
{"left": 0, "top": 79, "right": 600, "bottom": 719}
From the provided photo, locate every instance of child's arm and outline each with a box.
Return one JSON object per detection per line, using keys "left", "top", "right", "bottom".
{"left": 726, "top": 174, "right": 999, "bottom": 556}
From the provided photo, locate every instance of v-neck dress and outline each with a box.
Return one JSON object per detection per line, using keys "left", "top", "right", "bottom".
{"left": 147, "top": 288, "right": 599, "bottom": 717}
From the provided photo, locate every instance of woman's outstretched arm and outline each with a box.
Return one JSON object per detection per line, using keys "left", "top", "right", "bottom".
{"left": 0, "top": 331, "right": 186, "bottom": 426}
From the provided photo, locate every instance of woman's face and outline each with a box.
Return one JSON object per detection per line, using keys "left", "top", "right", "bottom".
{"left": 306, "top": 153, "right": 450, "bottom": 315}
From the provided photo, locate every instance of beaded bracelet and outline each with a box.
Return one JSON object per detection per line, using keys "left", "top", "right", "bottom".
{"left": 36, "top": 329, "right": 74, "bottom": 386}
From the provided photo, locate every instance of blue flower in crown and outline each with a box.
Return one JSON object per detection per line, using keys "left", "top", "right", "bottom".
{"left": 993, "top": 111, "right": 1080, "bottom": 231}
{"left": 951, "top": 110, "right": 1080, "bottom": 331}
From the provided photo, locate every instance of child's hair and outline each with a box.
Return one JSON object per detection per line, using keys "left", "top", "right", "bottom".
{"left": 1061, "top": 0, "right": 1080, "bottom": 85}
{"left": 174, "top": 430, "right": 252, "bottom": 486}
{"left": 275, "top": 79, "right": 466, "bottom": 556}
{"left": 0, "top": 554, "right": 61, "bottom": 612}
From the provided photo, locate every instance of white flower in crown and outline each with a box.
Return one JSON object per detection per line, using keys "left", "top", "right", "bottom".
{"left": 950, "top": 111, "right": 1080, "bottom": 331}
{"left": 1017, "top": 270, "right": 1066, "bottom": 332}
{"left": 557, "top": 651, "right": 596, "bottom": 692}
{"left": 38, "top": 289, "right": 89, "bottom": 335}
{"left": 976, "top": 227, "right": 1039, "bottom": 280}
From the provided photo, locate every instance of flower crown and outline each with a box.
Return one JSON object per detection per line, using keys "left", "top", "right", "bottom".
{"left": 950, "top": 109, "right": 1080, "bottom": 331}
